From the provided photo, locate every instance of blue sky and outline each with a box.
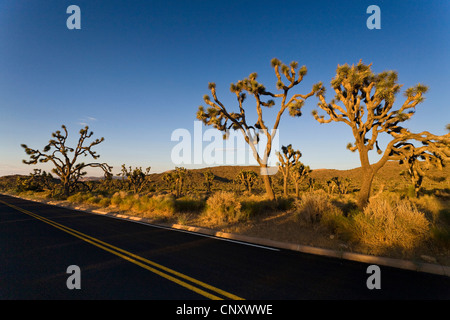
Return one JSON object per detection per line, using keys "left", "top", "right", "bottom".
{"left": 0, "top": 0, "right": 449, "bottom": 176}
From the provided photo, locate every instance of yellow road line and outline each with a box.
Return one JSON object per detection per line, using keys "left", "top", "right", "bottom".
{"left": 0, "top": 198, "right": 245, "bottom": 300}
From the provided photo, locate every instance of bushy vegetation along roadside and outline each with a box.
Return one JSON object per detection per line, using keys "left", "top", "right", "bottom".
{"left": 1, "top": 170, "right": 449, "bottom": 263}
{"left": 5, "top": 186, "right": 449, "bottom": 261}
{"left": 291, "top": 190, "right": 450, "bottom": 258}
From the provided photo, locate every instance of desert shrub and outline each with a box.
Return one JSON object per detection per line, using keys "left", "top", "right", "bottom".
{"left": 86, "top": 195, "right": 102, "bottom": 205}
{"left": 351, "top": 197, "right": 430, "bottom": 255}
{"left": 240, "top": 195, "right": 294, "bottom": 217}
{"left": 410, "top": 194, "right": 444, "bottom": 223}
{"left": 241, "top": 199, "right": 276, "bottom": 217}
{"left": 67, "top": 192, "right": 93, "bottom": 204}
{"left": 109, "top": 192, "right": 176, "bottom": 218}
{"left": 203, "top": 191, "right": 243, "bottom": 224}
{"left": 438, "top": 207, "right": 450, "bottom": 225}
{"left": 430, "top": 225, "right": 450, "bottom": 249}
{"left": 174, "top": 196, "right": 206, "bottom": 213}
{"left": 118, "top": 195, "right": 134, "bottom": 211}
{"left": 110, "top": 192, "right": 123, "bottom": 207}
{"left": 293, "top": 190, "right": 343, "bottom": 226}
{"left": 98, "top": 197, "right": 111, "bottom": 207}
{"left": 110, "top": 191, "right": 130, "bottom": 206}
{"left": 138, "top": 194, "right": 176, "bottom": 216}
{"left": 67, "top": 192, "right": 83, "bottom": 204}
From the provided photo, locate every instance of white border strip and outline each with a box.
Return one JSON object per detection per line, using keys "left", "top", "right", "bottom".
{"left": 95, "top": 211, "right": 280, "bottom": 251}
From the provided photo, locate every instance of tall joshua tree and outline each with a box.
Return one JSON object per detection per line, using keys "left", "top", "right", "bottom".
{"left": 313, "top": 61, "right": 450, "bottom": 208}
{"left": 197, "top": 58, "right": 322, "bottom": 200}
{"left": 21, "top": 125, "right": 112, "bottom": 196}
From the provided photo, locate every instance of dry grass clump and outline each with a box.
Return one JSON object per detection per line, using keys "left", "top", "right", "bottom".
{"left": 202, "top": 191, "right": 244, "bottom": 225}
{"left": 351, "top": 196, "right": 430, "bottom": 255}
{"left": 410, "top": 194, "right": 444, "bottom": 223}
{"left": 292, "top": 190, "right": 344, "bottom": 226}
{"left": 117, "top": 193, "right": 176, "bottom": 218}
{"left": 292, "top": 190, "right": 435, "bottom": 257}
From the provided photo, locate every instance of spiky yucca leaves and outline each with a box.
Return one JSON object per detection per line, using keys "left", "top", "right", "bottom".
{"left": 276, "top": 144, "right": 302, "bottom": 197}
{"left": 313, "top": 61, "right": 450, "bottom": 208}
{"left": 21, "top": 125, "right": 112, "bottom": 197}
{"left": 197, "top": 58, "right": 323, "bottom": 200}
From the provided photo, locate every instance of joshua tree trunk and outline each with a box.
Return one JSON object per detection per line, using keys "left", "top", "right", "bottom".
{"left": 294, "top": 182, "right": 299, "bottom": 198}
{"left": 261, "top": 165, "right": 275, "bottom": 200}
{"left": 283, "top": 178, "right": 288, "bottom": 197}
{"left": 63, "top": 181, "right": 71, "bottom": 197}
{"left": 358, "top": 167, "right": 375, "bottom": 209}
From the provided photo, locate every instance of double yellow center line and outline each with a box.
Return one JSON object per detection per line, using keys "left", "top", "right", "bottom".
{"left": 0, "top": 199, "right": 244, "bottom": 300}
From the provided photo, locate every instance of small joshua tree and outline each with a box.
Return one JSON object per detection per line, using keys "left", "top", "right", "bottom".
{"left": 162, "top": 172, "right": 176, "bottom": 193}
{"left": 327, "top": 176, "right": 351, "bottom": 195}
{"left": 118, "top": 165, "right": 151, "bottom": 194}
{"left": 306, "top": 177, "right": 316, "bottom": 191}
{"left": 197, "top": 58, "right": 323, "bottom": 200}
{"left": 21, "top": 125, "right": 112, "bottom": 197}
{"left": 313, "top": 61, "right": 450, "bottom": 208}
{"left": 203, "top": 170, "right": 215, "bottom": 193}
{"left": 277, "top": 144, "right": 301, "bottom": 197}
{"left": 173, "top": 167, "right": 188, "bottom": 197}
{"left": 291, "top": 162, "right": 312, "bottom": 197}
{"left": 16, "top": 169, "right": 54, "bottom": 192}
{"left": 234, "top": 170, "right": 258, "bottom": 193}
{"left": 394, "top": 140, "right": 449, "bottom": 197}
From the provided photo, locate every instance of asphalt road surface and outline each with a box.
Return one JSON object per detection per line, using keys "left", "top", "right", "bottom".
{"left": 1, "top": 193, "right": 449, "bottom": 300}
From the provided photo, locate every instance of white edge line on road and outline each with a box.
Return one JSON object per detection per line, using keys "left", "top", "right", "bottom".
{"left": 90, "top": 211, "right": 281, "bottom": 252}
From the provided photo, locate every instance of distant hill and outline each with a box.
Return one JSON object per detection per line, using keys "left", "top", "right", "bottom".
{"left": 1, "top": 161, "right": 448, "bottom": 193}
{"left": 149, "top": 161, "right": 449, "bottom": 192}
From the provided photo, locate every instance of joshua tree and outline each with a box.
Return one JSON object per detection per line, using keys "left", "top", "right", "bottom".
{"left": 16, "top": 169, "right": 54, "bottom": 192}
{"left": 118, "top": 165, "right": 151, "bottom": 194}
{"left": 307, "top": 177, "right": 316, "bottom": 192}
{"left": 203, "top": 170, "right": 215, "bottom": 193}
{"left": 173, "top": 167, "right": 188, "bottom": 197}
{"left": 313, "top": 61, "right": 450, "bottom": 208}
{"left": 21, "top": 125, "right": 112, "bottom": 197}
{"left": 197, "top": 58, "right": 323, "bottom": 200}
{"left": 291, "top": 162, "right": 311, "bottom": 197}
{"left": 162, "top": 172, "right": 176, "bottom": 192}
{"left": 234, "top": 170, "right": 258, "bottom": 193}
{"left": 394, "top": 140, "right": 449, "bottom": 197}
{"left": 327, "top": 176, "right": 351, "bottom": 195}
{"left": 277, "top": 144, "right": 301, "bottom": 197}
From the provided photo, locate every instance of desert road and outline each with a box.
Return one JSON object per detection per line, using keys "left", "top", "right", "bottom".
{"left": 0, "top": 194, "right": 449, "bottom": 300}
